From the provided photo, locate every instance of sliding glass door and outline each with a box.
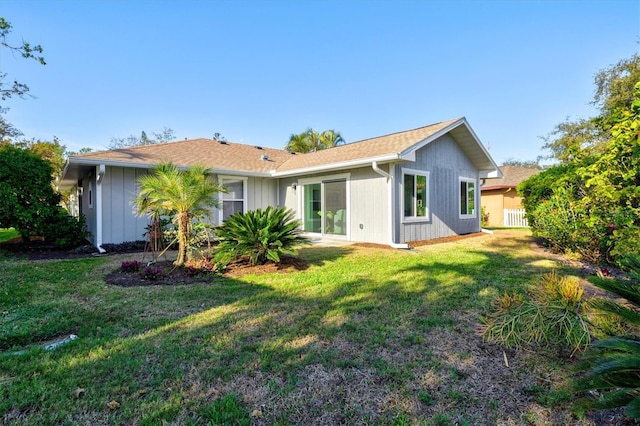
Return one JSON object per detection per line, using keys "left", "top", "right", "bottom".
{"left": 302, "top": 179, "right": 347, "bottom": 236}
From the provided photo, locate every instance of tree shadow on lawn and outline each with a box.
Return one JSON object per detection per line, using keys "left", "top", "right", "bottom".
{"left": 1, "top": 237, "right": 594, "bottom": 425}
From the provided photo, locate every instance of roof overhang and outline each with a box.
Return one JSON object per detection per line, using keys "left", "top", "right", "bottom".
{"left": 271, "top": 153, "right": 401, "bottom": 178}
{"left": 60, "top": 157, "right": 274, "bottom": 188}
{"left": 399, "top": 117, "right": 502, "bottom": 179}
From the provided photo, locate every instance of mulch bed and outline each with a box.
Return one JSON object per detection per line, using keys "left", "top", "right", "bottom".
{"left": 104, "top": 256, "right": 310, "bottom": 287}
{"left": 0, "top": 238, "right": 99, "bottom": 261}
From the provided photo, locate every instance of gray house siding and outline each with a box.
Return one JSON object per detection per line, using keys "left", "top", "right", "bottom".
{"left": 80, "top": 174, "right": 97, "bottom": 245}
{"left": 349, "top": 166, "right": 389, "bottom": 244}
{"left": 277, "top": 166, "right": 389, "bottom": 245}
{"left": 101, "top": 166, "right": 150, "bottom": 245}
{"left": 396, "top": 134, "right": 480, "bottom": 243}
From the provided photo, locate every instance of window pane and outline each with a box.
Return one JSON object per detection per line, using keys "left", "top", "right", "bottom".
{"left": 404, "top": 174, "right": 415, "bottom": 217}
{"left": 303, "top": 184, "right": 321, "bottom": 232}
{"left": 223, "top": 201, "right": 243, "bottom": 220}
{"left": 416, "top": 175, "right": 426, "bottom": 216}
{"left": 223, "top": 180, "right": 243, "bottom": 200}
{"left": 460, "top": 181, "right": 467, "bottom": 215}
{"left": 324, "top": 180, "right": 347, "bottom": 236}
{"left": 467, "top": 182, "right": 475, "bottom": 215}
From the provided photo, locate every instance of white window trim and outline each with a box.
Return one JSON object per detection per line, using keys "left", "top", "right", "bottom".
{"left": 459, "top": 177, "right": 477, "bottom": 219}
{"left": 218, "top": 175, "right": 248, "bottom": 224}
{"left": 401, "top": 168, "right": 430, "bottom": 223}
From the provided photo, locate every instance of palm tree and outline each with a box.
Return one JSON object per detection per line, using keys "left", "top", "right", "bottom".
{"left": 285, "top": 128, "right": 345, "bottom": 153}
{"left": 319, "top": 129, "right": 345, "bottom": 150}
{"left": 135, "top": 162, "right": 223, "bottom": 266}
{"left": 285, "top": 132, "right": 311, "bottom": 153}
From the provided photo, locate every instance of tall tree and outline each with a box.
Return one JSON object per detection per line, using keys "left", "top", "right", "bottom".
{"left": 285, "top": 128, "right": 345, "bottom": 153}
{"left": 0, "top": 17, "right": 46, "bottom": 140}
{"left": 542, "top": 54, "right": 640, "bottom": 163}
{"left": 109, "top": 127, "right": 176, "bottom": 149}
{"left": 135, "top": 162, "right": 224, "bottom": 266}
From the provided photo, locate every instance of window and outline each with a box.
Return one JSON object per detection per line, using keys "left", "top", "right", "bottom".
{"left": 459, "top": 178, "right": 476, "bottom": 217}
{"left": 88, "top": 181, "right": 93, "bottom": 209}
{"left": 403, "top": 169, "right": 429, "bottom": 220}
{"left": 220, "top": 177, "right": 247, "bottom": 222}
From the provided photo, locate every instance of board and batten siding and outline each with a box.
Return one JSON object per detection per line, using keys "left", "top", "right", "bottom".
{"left": 277, "top": 166, "right": 389, "bottom": 245}
{"left": 348, "top": 166, "right": 389, "bottom": 244}
{"left": 80, "top": 173, "right": 97, "bottom": 245}
{"left": 395, "top": 134, "right": 480, "bottom": 243}
{"left": 101, "top": 166, "right": 150, "bottom": 244}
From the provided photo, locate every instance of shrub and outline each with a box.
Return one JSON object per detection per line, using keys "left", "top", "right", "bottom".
{"left": 121, "top": 260, "right": 142, "bottom": 272}
{"left": 41, "top": 211, "right": 90, "bottom": 248}
{"left": 214, "top": 206, "right": 309, "bottom": 266}
{"left": 141, "top": 264, "right": 164, "bottom": 280}
{"left": 100, "top": 241, "right": 147, "bottom": 253}
{"left": 481, "top": 270, "right": 591, "bottom": 355}
{"left": 572, "top": 255, "right": 640, "bottom": 420}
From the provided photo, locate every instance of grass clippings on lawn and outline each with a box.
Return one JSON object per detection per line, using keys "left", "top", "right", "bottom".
{"left": 0, "top": 230, "right": 631, "bottom": 425}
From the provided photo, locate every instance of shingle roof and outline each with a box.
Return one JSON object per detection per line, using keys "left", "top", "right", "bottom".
{"left": 276, "top": 118, "right": 460, "bottom": 172}
{"left": 71, "top": 139, "right": 293, "bottom": 174}
{"left": 482, "top": 165, "right": 540, "bottom": 190}
{"left": 64, "top": 117, "right": 497, "bottom": 183}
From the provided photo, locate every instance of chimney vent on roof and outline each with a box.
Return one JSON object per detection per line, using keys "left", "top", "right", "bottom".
{"left": 261, "top": 154, "right": 269, "bottom": 161}
{"left": 218, "top": 140, "right": 228, "bottom": 145}
{"left": 255, "top": 146, "right": 263, "bottom": 150}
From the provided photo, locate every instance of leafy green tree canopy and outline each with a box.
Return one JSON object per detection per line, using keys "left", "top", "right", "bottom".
{"left": 542, "top": 54, "right": 640, "bottom": 163}
{"left": 0, "top": 144, "right": 61, "bottom": 240}
{"left": 285, "top": 128, "right": 345, "bottom": 153}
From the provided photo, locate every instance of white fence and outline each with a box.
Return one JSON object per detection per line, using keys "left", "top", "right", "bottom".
{"left": 504, "top": 209, "right": 528, "bottom": 227}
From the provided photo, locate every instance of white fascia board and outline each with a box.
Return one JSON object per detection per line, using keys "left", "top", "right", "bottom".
{"left": 271, "top": 153, "right": 401, "bottom": 178}
{"left": 65, "top": 158, "right": 273, "bottom": 178}
{"left": 480, "top": 169, "right": 503, "bottom": 179}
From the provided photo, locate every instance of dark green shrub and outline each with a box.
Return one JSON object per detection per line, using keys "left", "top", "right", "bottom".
{"left": 214, "top": 206, "right": 309, "bottom": 266}
{"left": 41, "top": 210, "right": 90, "bottom": 248}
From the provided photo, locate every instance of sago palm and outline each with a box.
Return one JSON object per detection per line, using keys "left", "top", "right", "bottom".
{"left": 135, "top": 162, "right": 223, "bottom": 266}
{"left": 214, "top": 206, "right": 308, "bottom": 266}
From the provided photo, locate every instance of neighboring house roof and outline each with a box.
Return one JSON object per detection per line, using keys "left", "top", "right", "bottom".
{"left": 62, "top": 117, "right": 501, "bottom": 185}
{"left": 482, "top": 165, "right": 540, "bottom": 191}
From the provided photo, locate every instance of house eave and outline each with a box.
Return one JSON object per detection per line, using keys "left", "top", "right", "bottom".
{"left": 271, "top": 153, "right": 402, "bottom": 177}
{"left": 61, "top": 157, "right": 273, "bottom": 187}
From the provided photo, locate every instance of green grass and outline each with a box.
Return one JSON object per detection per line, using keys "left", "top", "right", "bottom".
{"left": 0, "top": 228, "right": 20, "bottom": 243}
{"left": 0, "top": 230, "right": 587, "bottom": 425}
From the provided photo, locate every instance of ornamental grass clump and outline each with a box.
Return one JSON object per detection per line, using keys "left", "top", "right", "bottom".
{"left": 481, "top": 270, "right": 591, "bottom": 355}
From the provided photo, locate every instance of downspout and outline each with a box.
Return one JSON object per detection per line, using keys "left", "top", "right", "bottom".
{"left": 95, "top": 164, "right": 106, "bottom": 253}
{"left": 372, "top": 161, "right": 409, "bottom": 249}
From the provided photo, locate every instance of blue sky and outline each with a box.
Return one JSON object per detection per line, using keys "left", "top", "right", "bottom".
{"left": 2, "top": 0, "right": 639, "bottom": 165}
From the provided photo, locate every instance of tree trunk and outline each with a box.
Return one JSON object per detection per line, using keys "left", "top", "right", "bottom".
{"left": 175, "top": 212, "right": 190, "bottom": 266}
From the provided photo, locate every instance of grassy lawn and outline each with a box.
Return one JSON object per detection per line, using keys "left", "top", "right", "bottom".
{"left": 0, "top": 230, "right": 592, "bottom": 425}
{"left": 0, "top": 228, "right": 20, "bottom": 243}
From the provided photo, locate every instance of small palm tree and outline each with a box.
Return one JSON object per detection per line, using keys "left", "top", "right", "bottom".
{"left": 319, "top": 129, "right": 345, "bottom": 150}
{"left": 135, "top": 162, "right": 224, "bottom": 266}
{"left": 214, "top": 206, "right": 308, "bottom": 266}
